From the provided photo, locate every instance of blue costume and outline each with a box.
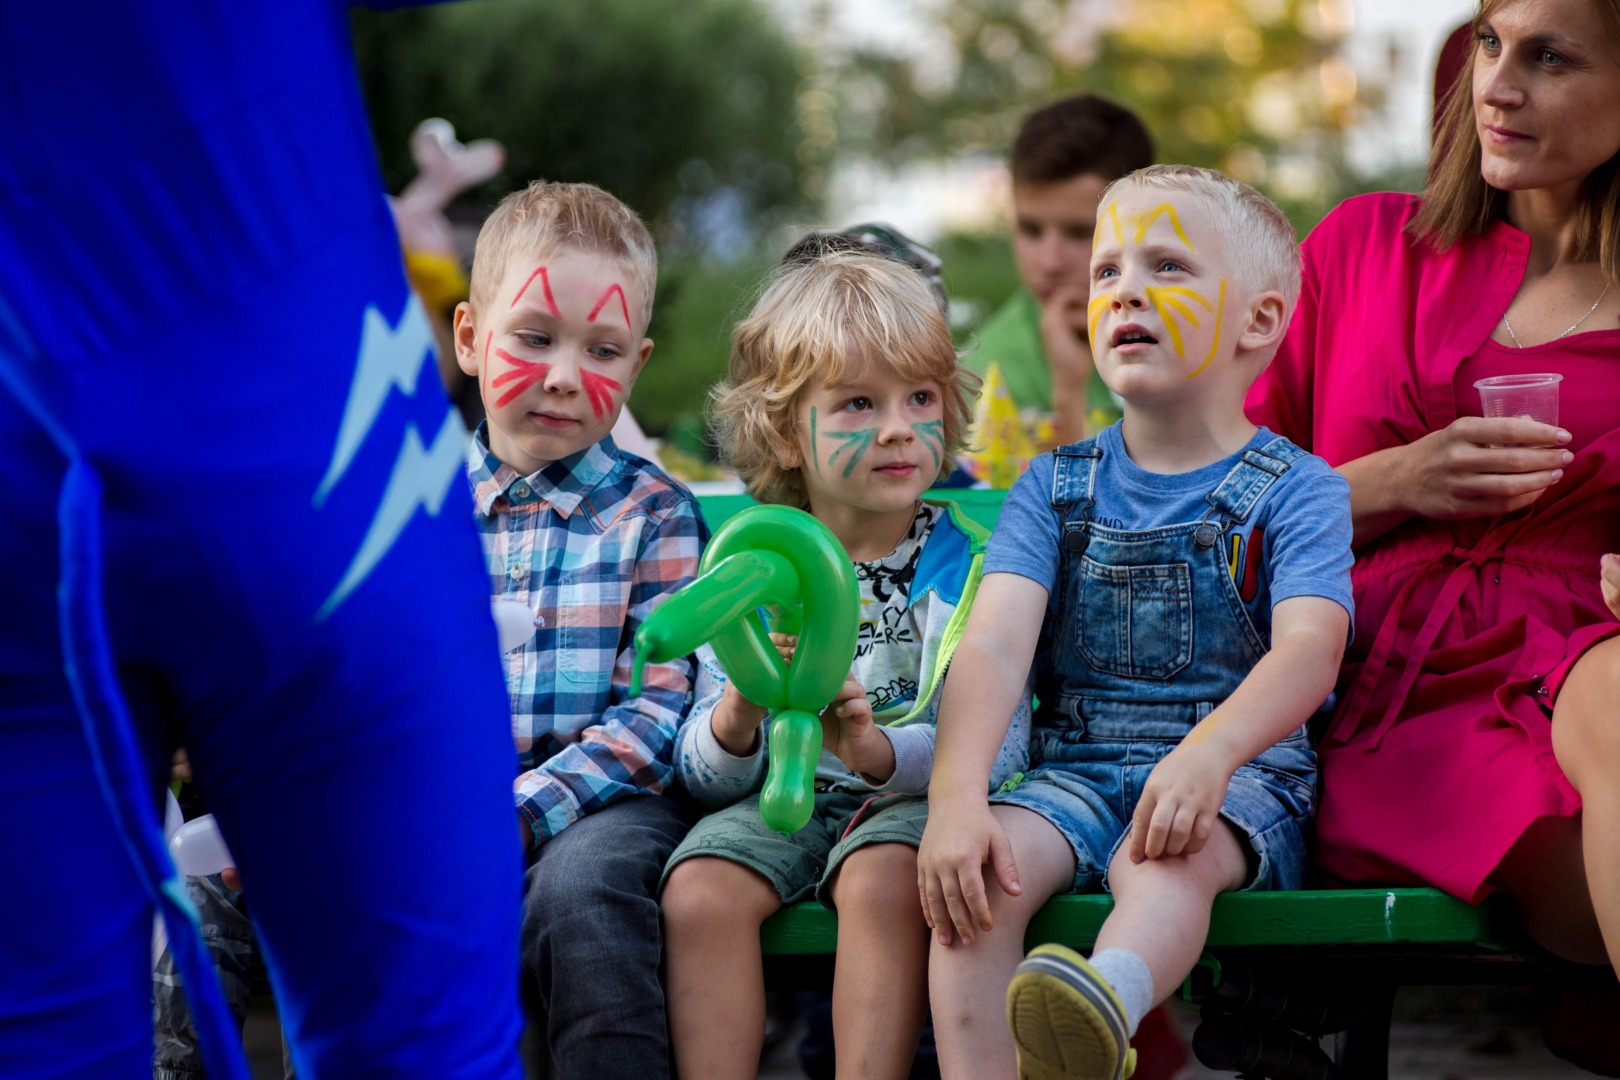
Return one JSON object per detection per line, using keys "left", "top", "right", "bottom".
{"left": 0, "top": 6, "right": 524, "bottom": 1078}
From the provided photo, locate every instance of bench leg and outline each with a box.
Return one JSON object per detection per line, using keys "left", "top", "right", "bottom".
{"left": 1333, "top": 985, "right": 1395, "bottom": 1080}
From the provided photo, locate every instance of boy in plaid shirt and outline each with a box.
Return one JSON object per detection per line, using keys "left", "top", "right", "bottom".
{"left": 452, "top": 181, "right": 707, "bottom": 1079}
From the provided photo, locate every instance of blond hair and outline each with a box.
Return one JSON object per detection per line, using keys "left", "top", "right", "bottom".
{"left": 469, "top": 180, "right": 658, "bottom": 328}
{"left": 1100, "top": 164, "right": 1302, "bottom": 308}
{"left": 1413, "top": 0, "right": 1620, "bottom": 284}
{"left": 711, "top": 252, "right": 978, "bottom": 508}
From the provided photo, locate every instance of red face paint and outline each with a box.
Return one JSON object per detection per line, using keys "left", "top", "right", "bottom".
{"left": 483, "top": 330, "right": 492, "bottom": 362}
{"left": 586, "top": 283, "right": 632, "bottom": 329}
{"left": 510, "top": 266, "right": 560, "bottom": 317}
{"left": 580, "top": 368, "right": 622, "bottom": 419}
{"left": 491, "top": 348, "right": 551, "bottom": 407}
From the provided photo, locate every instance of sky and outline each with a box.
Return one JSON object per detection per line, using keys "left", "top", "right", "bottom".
{"left": 801, "top": 0, "right": 1479, "bottom": 239}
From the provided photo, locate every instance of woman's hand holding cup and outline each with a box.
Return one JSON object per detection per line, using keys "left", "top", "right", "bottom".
{"left": 1395, "top": 416, "right": 1573, "bottom": 521}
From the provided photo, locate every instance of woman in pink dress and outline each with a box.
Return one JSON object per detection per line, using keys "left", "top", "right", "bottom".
{"left": 1246, "top": 0, "right": 1620, "bottom": 1052}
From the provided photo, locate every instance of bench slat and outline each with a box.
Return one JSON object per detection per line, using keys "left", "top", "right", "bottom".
{"left": 761, "top": 888, "right": 1513, "bottom": 955}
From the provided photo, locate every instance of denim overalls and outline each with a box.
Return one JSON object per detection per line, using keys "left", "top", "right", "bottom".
{"left": 990, "top": 435, "right": 1318, "bottom": 892}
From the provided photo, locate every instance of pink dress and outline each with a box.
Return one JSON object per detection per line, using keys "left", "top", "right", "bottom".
{"left": 1246, "top": 193, "right": 1620, "bottom": 902}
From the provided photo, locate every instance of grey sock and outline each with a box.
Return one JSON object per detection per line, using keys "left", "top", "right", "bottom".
{"left": 1088, "top": 948, "right": 1155, "bottom": 1038}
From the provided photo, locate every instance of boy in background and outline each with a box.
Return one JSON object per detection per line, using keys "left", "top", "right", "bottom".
{"left": 968, "top": 94, "right": 1154, "bottom": 447}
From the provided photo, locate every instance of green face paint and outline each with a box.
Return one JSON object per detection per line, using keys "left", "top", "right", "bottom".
{"left": 823, "top": 425, "right": 877, "bottom": 479}
{"left": 912, "top": 419, "right": 944, "bottom": 470}
{"left": 809, "top": 406, "right": 822, "bottom": 479}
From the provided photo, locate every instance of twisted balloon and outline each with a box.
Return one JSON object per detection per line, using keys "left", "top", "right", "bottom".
{"left": 631, "top": 506, "right": 858, "bottom": 832}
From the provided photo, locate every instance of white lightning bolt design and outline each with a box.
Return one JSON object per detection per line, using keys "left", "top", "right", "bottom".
{"left": 315, "top": 295, "right": 435, "bottom": 507}
{"left": 315, "top": 407, "right": 468, "bottom": 621}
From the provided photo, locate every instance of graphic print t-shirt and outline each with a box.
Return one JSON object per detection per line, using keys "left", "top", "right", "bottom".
{"left": 851, "top": 501, "right": 942, "bottom": 715}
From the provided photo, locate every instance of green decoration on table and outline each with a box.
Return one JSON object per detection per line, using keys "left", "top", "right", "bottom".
{"left": 630, "top": 505, "right": 859, "bottom": 833}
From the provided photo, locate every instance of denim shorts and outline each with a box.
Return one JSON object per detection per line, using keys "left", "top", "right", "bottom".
{"left": 989, "top": 712, "right": 1316, "bottom": 894}
{"left": 661, "top": 790, "right": 928, "bottom": 908}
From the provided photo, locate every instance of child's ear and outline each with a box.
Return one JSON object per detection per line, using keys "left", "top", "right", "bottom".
{"left": 1235, "top": 291, "right": 1289, "bottom": 356}
{"left": 452, "top": 301, "right": 481, "bottom": 377}
{"left": 631, "top": 338, "right": 654, "bottom": 382}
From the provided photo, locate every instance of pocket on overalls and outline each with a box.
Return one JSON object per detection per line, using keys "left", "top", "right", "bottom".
{"left": 1075, "top": 557, "right": 1193, "bottom": 681}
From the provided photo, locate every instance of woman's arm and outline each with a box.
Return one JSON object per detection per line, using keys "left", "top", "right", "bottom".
{"left": 1339, "top": 417, "right": 1574, "bottom": 546}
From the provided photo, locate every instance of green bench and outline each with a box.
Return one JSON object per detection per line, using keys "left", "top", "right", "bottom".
{"left": 693, "top": 491, "right": 1562, "bottom": 1080}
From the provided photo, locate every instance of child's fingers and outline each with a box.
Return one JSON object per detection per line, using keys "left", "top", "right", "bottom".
{"left": 1128, "top": 795, "right": 1155, "bottom": 863}
{"left": 1144, "top": 800, "right": 1176, "bottom": 860}
{"left": 1166, "top": 805, "right": 1197, "bottom": 857}
{"left": 1184, "top": 812, "right": 1215, "bottom": 856}
{"left": 989, "top": 824, "right": 1022, "bottom": 898}
{"left": 951, "top": 867, "right": 988, "bottom": 944}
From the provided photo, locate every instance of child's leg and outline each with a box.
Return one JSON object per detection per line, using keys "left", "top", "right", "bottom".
{"left": 1004, "top": 821, "right": 1249, "bottom": 1080}
{"left": 521, "top": 796, "right": 694, "bottom": 1080}
{"left": 661, "top": 855, "right": 784, "bottom": 1080}
{"left": 1094, "top": 818, "right": 1248, "bottom": 1010}
{"left": 825, "top": 842, "right": 930, "bottom": 1080}
{"left": 929, "top": 805, "right": 1078, "bottom": 1080}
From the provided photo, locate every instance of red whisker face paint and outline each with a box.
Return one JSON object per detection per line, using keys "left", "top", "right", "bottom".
{"left": 491, "top": 348, "right": 550, "bottom": 407}
{"left": 483, "top": 330, "right": 492, "bottom": 363}
{"left": 580, "top": 369, "right": 622, "bottom": 419}
{"left": 510, "top": 266, "right": 560, "bottom": 317}
{"left": 587, "top": 283, "right": 631, "bottom": 329}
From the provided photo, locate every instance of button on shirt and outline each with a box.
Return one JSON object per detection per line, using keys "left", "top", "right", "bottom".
{"left": 469, "top": 424, "right": 708, "bottom": 845}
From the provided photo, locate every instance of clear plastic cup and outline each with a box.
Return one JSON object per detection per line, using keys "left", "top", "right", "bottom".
{"left": 1475, "top": 373, "right": 1562, "bottom": 446}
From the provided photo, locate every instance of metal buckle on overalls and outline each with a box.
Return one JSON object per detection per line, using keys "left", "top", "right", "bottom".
{"left": 1193, "top": 521, "right": 1222, "bottom": 550}
{"left": 1063, "top": 525, "right": 1090, "bottom": 556}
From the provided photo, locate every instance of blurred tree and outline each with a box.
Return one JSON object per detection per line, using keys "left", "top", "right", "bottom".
{"left": 351, "top": 0, "right": 817, "bottom": 251}
{"left": 829, "top": 0, "right": 1401, "bottom": 233}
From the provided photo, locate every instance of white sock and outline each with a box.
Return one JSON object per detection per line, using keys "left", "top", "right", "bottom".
{"left": 1088, "top": 948, "right": 1155, "bottom": 1038}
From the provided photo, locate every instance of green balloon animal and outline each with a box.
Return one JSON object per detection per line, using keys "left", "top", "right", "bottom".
{"left": 629, "top": 506, "right": 858, "bottom": 833}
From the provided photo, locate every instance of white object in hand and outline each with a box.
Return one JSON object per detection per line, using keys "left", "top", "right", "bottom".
{"left": 492, "top": 599, "right": 539, "bottom": 653}
{"left": 170, "top": 815, "right": 236, "bottom": 878}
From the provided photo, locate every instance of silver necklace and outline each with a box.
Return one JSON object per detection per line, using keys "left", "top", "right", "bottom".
{"left": 1502, "top": 280, "right": 1611, "bottom": 348}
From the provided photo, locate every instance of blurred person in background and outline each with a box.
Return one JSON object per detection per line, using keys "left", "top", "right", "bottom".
{"left": 966, "top": 95, "right": 1155, "bottom": 448}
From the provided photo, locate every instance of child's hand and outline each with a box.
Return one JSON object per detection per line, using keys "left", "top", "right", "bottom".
{"left": 1129, "top": 740, "right": 1236, "bottom": 862}
{"left": 1603, "top": 554, "right": 1620, "bottom": 621}
{"left": 916, "top": 799, "right": 1021, "bottom": 946}
{"left": 711, "top": 634, "right": 798, "bottom": 756}
{"left": 171, "top": 748, "right": 192, "bottom": 784}
{"left": 820, "top": 676, "right": 892, "bottom": 781}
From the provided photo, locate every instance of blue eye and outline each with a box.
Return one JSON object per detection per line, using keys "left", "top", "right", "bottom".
{"left": 1540, "top": 49, "right": 1565, "bottom": 66}
{"left": 520, "top": 333, "right": 550, "bottom": 348}
{"left": 591, "top": 345, "right": 620, "bottom": 360}
{"left": 1158, "top": 260, "right": 1184, "bottom": 273}
{"left": 1478, "top": 31, "right": 1500, "bottom": 51}
{"left": 1097, "top": 266, "right": 1119, "bottom": 280}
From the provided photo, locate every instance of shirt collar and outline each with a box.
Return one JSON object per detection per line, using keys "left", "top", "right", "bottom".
{"left": 469, "top": 422, "right": 619, "bottom": 518}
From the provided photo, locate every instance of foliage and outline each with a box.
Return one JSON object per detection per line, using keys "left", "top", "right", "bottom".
{"left": 351, "top": 0, "right": 815, "bottom": 247}
{"left": 827, "top": 0, "right": 1393, "bottom": 232}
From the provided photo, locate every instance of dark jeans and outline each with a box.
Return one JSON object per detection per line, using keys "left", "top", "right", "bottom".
{"left": 521, "top": 795, "right": 695, "bottom": 1080}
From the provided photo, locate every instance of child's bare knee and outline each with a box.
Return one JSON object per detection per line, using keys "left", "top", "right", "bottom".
{"left": 662, "top": 857, "right": 778, "bottom": 938}
{"left": 829, "top": 843, "right": 922, "bottom": 919}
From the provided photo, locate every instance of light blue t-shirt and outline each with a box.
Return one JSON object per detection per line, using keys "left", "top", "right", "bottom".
{"left": 984, "top": 423, "right": 1354, "bottom": 638}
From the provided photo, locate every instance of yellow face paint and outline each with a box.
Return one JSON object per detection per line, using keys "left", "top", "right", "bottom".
{"left": 1140, "top": 280, "right": 1225, "bottom": 377}
{"left": 1108, "top": 203, "right": 1125, "bottom": 246}
{"left": 1087, "top": 293, "right": 1112, "bottom": 345}
{"left": 1183, "top": 279, "right": 1226, "bottom": 379}
{"left": 1129, "top": 204, "right": 1196, "bottom": 253}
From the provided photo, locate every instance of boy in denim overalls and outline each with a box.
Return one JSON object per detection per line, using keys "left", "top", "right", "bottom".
{"left": 918, "top": 165, "right": 1354, "bottom": 1080}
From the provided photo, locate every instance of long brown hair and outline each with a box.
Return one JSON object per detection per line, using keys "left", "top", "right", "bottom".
{"left": 1411, "top": 0, "right": 1620, "bottom": 284}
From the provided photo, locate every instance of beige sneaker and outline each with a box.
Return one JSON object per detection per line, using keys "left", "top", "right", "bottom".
{"left": 1006, "top": 944, "right": 1137, "bottom": 1080}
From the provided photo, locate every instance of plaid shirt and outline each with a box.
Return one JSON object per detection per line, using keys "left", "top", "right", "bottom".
{"left": 469, "top": 424, "right": 708, "bottom": 846}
